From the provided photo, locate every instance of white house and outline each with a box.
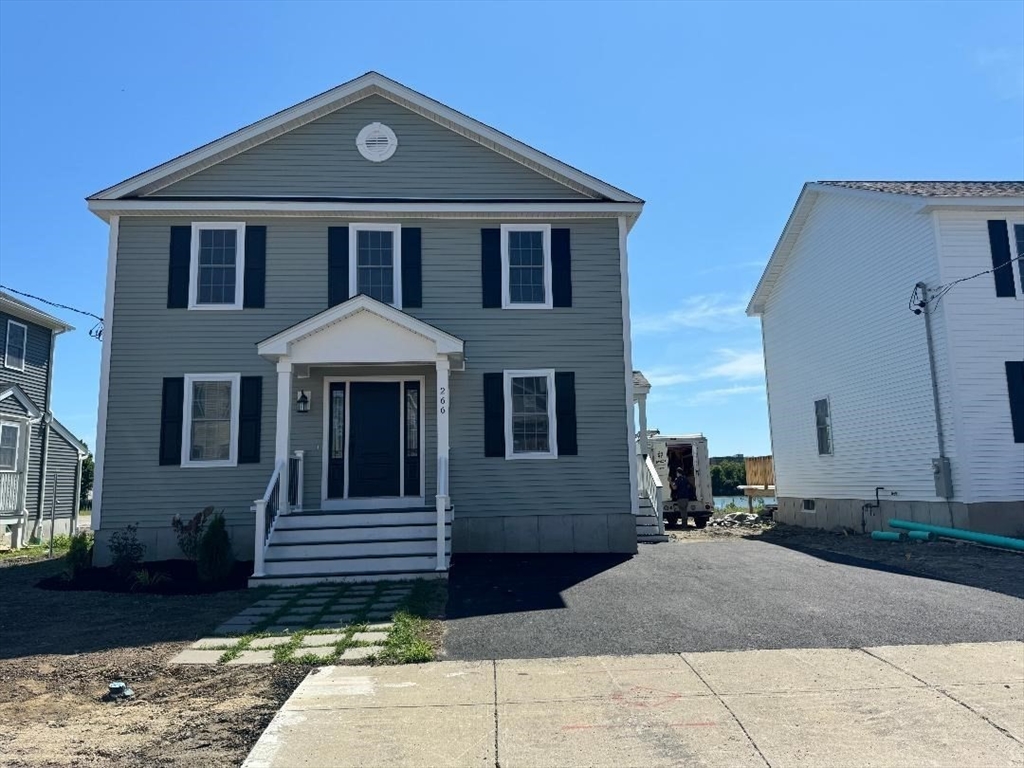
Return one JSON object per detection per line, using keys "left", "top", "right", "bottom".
{"left": 748, "top": 181, "right": 1024, "bottom": 537}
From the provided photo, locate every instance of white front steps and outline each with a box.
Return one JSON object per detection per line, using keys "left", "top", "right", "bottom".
{"left": 637, "top": 498, "right": 668, "bottom": 543}
{"left": 249, "top": 506, "right": 451, "bottom": 587}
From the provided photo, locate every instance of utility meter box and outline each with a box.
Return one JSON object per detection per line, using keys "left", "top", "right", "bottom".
{"left": 932, "top": 457, "right": 953, "bottom": 498}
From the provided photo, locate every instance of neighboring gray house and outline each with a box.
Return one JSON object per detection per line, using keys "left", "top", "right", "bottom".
{"left": 1, "top": 291, "right": 89, "bottom": 546}
{"left": 87, "top": 72, "right": 644, "bottom": 584}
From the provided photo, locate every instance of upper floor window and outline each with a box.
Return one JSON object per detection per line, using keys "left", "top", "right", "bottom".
{"left": 189, "top": 223, "right": 246, "bottom": 310}
{"left": 504, "top": 369, "right": 557, "bottom": 459}
{"left": 1012, "top": 222, "right": 1024, "bottom": 296}
{"left": 182, "top": 373, "right": 240, "bottom": 467}
{"left": 501, "top": 224, "right": 552, "bottom": 309}
{"left": 349, "top": 224, "right": 402, "bottom": 307}
{"left": 814, "top": 397, "right": 833, "bottom": 456}
{"left": 3, "top": 320, "right": 27, "bottom": 371}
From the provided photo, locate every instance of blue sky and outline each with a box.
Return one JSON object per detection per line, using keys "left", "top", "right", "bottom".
{"left": 1, "top": 1, "right": 1021, "bottom": 457}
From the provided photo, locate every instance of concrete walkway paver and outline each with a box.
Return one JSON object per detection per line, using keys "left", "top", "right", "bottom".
{"left": 242, "top": 641, "right": 1024, "bottom": 768}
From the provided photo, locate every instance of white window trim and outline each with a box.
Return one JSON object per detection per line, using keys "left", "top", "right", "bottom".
{"left": 188, "top": 222, "right": 246, "bottom": 310}
{"left": 1008, "top": 220, "right": 1024, "bottom": 300}
{"left": 501, "top": 223, "right": 553, "bottom": 310}
{"left": 814, "top": 396, "right": 833, "bottom": 457}
{"left": 349, "top": 223, "right": 403, "bottom": 308}
{"left": 181, "top": 373, "right": 241, "bottom": 468}
{"left": 0, "top": 420, "right": 20, "bottom": 471}
{"left": 4, "top": 320, "right": 27, "bottom": 371}
{"left": 503, "top": 368, "right": 558, "bottom": 460}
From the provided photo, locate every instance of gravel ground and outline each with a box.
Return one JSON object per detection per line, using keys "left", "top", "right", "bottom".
{"left": 0, "top": 556, "right": 307, "bottom": 767}
{"left": 444, "top": 524, "right": 1024, "bottom": 660}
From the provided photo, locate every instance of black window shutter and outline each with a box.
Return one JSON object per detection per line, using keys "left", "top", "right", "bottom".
{"left": 481, "top": 228, "right": 501, "bottom": 308}
{"left": 328, "top": 226, "right": 349, "bottom": 307}
{"left": 483, "top": 372, "right": 505, "bottom": 457}
{"left": 555, "top": 371, "right": 578, "bottom": 456}
{"left": 167, "top": 227, "right": 191, "bottom": 308}
{"left": 159, "top": 377, "right": 184, "bottom": 465}
{"left": 402, "top": 228, "right": 422, "bottom": 308}
{"left": 238, "top": 376, "right": 263, "bottom": 463}
{"left": 552, "top": 228, "right": 572, "bottom": 307}
{"left": 243, "top": 226, "right": 266, "bottom": 308}
{"left": 987, "top": 220, "right": 1016, "bottom": 298}
{"left": 1007, "top": 361, "right": 1024, "bottom": 444}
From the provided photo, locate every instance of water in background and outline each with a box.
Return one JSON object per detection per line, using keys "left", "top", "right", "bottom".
{"left": 714, "top": 496, "right": 777, "bottom": 509}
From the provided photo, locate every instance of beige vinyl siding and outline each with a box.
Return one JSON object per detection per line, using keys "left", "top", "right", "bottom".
{"left": 934, "top": 210, "right": 1024, "bottom": 503}
{"left": 762, "top": 192, "right": 954, "bottom": 502}
{"left": 150, "top": 96, "right": 590, "bottom": 201}
{"left": 100, "top": 217, "right": 629, "bottom": 552}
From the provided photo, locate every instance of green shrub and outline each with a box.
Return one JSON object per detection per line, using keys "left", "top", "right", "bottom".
{"left": 171, "top": 506, "right": 213, "bottom": 560}
{"left": 65, "top": 531, "right": 93, "bottom": 578}
{"left": 109, "top": 524, "right": 145, "bottom": 578}
{"left": 130, "top": 568, "right": 171, "bottom": 592}
{"left": 197, "top": 513, "right": 234, "bottom": 583}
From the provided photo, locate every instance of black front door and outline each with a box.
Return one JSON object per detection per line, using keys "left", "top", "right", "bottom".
{"left": 347, "top": 382, "right": 401, "bottom": 498}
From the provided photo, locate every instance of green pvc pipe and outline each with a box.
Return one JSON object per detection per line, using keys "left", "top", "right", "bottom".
{"left": 888, "top": 519, "right": 1024, "bottom": 552}
{"left": 871, "top": 531, "right": 906, "bottom": 542}
{"left": 906, "top": 530, "right": 936, "bottom": 542}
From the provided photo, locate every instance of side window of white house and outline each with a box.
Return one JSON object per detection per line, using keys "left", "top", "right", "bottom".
{"left": 182, "top": 373, "right": 240, "bottom": 467}
{"left": 0, "top": 422, "right": 18, "bottom": 470}
{"left": 350, "top": 223, "right": 402, "bottom": 307}
{"left": 814, "top": 398, "right": 833, "bottom": 456}
{"left": 4, "top": 320, "right": 27, "bottom": 371}
{"left": 189, "top": 223, "right": 246, "bottom": 309}
{"left": 504, "top": 369, "right": 557, "bottom": 459}
{"left": 501, "top": 224, "right": 552, "bottom": 309}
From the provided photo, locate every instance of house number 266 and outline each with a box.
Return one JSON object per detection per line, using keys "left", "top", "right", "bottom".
{"left": 439, "top": 387, "right": 447, "bottom": 414}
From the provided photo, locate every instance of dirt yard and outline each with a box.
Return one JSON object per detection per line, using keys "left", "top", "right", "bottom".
{"left": 668, "top": 520, "right": 1024, "bottom": 599}
{"left": 0, "top": 556, "right": 308, "bottom": 767}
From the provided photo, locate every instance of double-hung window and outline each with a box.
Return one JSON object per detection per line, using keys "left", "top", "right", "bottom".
{"left": 350, "top": 223, "right": 402, "bottom": 307}
{"left": 814, "top": 398, "right": 833, "bottom": 456}
{"left": 182, "top": 373, "right": 240, "bottom": 467}
{"left": 4, "top": 320, "right": 27, "bottom": 371}
{"left": 1010, "top": 221, "right": 1024, "bottom": 297}
{"left": 0, "top": 422, "right": 18, "bottom": 470}
{"left": 504, "top": 369, "right": 557, "bottom": 459}
{"left": 501, "top": 224, "right": 552, "bottom": 309}
{"left": 189, "top": 223, "right": 246, "bottom": 309}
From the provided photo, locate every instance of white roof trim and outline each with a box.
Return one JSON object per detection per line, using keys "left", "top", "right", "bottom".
{"left": 50, "top": 417, "right": 89, "bottom": 456}
{"left": 89, "top": 72, "right": 641, "bottom": 205}
{"left": 258, "top": 294, "right": 464, "bottom": 359}
{"left": 0, "top": 292, "right": 74, "bottom": 333}
{"left": 0, "top": 385, "right": 43, "bottom": 420}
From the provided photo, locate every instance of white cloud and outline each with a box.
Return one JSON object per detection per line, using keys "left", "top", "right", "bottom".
{"left": 633, "top": 295, "right": 749, "bottom": 334}
{"left": 645, "top": 349, "right": 764, "bottom": 387}
{"left": 687, "top": 385, "right": 765, "bottom": 405}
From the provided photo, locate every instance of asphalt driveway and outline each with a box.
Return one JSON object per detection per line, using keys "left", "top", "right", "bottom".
{"left": 443, "top": 539, "right": 1024, "bottom": 660}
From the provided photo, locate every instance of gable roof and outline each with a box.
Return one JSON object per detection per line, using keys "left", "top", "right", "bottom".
{"left": 0, "top": 384, "right": 43, "bottom": 420}
{"left": 747, "top": 180, "right": 1024, "bottom": 316}
{"left": 50, "top": 416, "right": 89, "bottom": 456}
{"left": 0, "top": 291, "right": 74, "bottom": 333}
{"left": 89, "top": 72, "right": 641, "bottom": 206}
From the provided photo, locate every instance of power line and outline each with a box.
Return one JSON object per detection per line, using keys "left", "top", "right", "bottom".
{"left": 0, "top": 284, "right": 104, "bottom": 340}
{"left": 910, "top": 255, "right": 1024, "bottom": 315}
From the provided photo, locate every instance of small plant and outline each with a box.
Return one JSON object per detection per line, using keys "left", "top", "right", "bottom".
{"left": 197, "top": 513, "right": 234, "bottom": 583}
{"left": 130, "top": 568, "right": 171, "bottom": 592}
{"left": 171, "top": 506, "right": 213, "bottom": 561}
{"left": 64, "top": 531, "right": 93, "bottom": 579}
{"left": 109, "top": 524, "right": 146, "bottom": 578}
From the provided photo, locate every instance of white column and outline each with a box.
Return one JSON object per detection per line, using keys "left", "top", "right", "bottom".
{"left": 638, "top": 394, "right": 649, "bottom": 456}
{"left": 276, "top": 360, "right": 292, "bottom": 514}
{"left": 435, "top": 356, "right": 450, "bottom": 571}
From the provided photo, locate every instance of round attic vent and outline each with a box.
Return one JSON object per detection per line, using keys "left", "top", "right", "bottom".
{"left": 356, "top": 122, "right": 398, "bottom": 162}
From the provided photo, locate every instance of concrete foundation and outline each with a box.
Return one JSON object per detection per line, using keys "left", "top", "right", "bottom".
{"left": 452, "top": 513, "right": 638, "bottom": 554}
{"left": 92, "top": 522, "right": 255, "bottom": 567}
{"left": 777, "top": 497, "right": 1024, "bottom": 538}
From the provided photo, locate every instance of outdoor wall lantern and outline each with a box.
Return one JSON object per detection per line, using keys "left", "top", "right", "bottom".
{"left": 296, "top": 391, "right": 310, "bottom": 413}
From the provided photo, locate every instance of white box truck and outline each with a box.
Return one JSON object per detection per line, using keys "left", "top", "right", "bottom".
{"left": 647, "top": 433, "right": 715, "bottom": 528}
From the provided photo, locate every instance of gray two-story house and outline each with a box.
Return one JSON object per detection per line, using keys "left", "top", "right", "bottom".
{"left": 87, "top": 72, "right": 644, "bottom": 584}
{"left": 1, "top": 291, "right": 89, "bottom": 547}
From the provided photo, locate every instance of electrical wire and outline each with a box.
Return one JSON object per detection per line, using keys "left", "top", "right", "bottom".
{"left": 0, "top": 284, "right": 104, "bottom": 340}
{"left": 910, "top": 255, "right": 1024, "bottom": 315}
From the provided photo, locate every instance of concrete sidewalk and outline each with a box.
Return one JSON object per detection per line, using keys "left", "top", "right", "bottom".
{"left": 243, "top": 641, "right": 1024, "bottom": 768}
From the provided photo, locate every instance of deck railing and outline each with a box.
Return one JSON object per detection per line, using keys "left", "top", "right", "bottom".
{"left": 0, "top": 472, "right": 21, "bottom": 513}
{"left": 253, "top": 460, "right": 285, "bottom": 578}
{"left": 638, "top": 454, "right": 666, "bottom": 535}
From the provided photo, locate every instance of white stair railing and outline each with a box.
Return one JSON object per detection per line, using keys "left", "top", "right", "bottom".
{"left": 0, "top": 471, "right": 21, "bottom": 512}
{"left": 253, "top": 459, "right": 285, "bottom": 578}
{"left": 638, "top": 454, "right": 666, "bottom": 535}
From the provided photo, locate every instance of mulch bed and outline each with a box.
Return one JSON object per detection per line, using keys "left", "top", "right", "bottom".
{"left": 36, "top": 559, "right": 253, "bottom": 595}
